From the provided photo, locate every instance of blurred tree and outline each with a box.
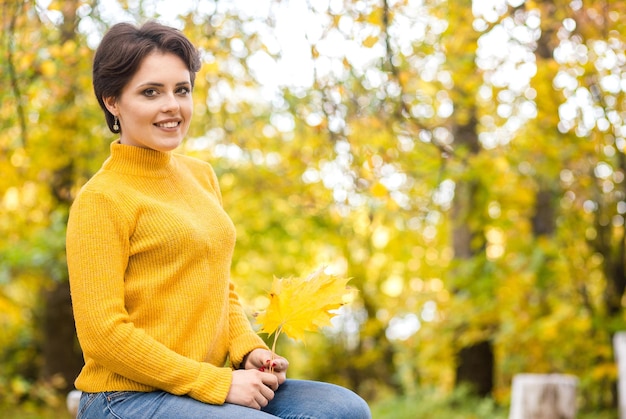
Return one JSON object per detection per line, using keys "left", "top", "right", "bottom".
{"left": 437, "top": 0, "right": 495, "bottom": 396}
{"left": 0, "top": 0, "right": 105, "bottom": 394}
{"left": 553, "top": 0, "right": 626, "bottom": 407}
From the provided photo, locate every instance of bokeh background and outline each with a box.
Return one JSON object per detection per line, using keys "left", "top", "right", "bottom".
{"left": 1, "top": 0, "right": 625, "bottom": 417}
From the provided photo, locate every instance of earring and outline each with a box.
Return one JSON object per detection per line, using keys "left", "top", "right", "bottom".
{"left": 113, "top": 116, "right": 119, "bottom": 131}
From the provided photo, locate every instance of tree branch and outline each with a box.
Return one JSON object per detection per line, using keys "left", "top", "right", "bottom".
{"left": 4, "top": 0, "right": 28, "bottom": 149}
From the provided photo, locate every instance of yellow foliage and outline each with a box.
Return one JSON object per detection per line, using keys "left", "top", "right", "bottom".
{"left": 255, "top": 268, "right": 355, "bottom": 345}
{"left": 362, "top": 35, "right": 379, "bottom": 48}
{"left": 40, "top": 60, "right": 56, "bottom": 77}
{"left": 61, "top": 40, "right": 77, "bottom": 56}
{"left": 591, "top": 362, "right": 617, "bottom": 381}
{"left": 311, "top": 45, "right": 319, "bottom": 59}
{"left": 371, "top": 181, "right": 387, "bottom": 198}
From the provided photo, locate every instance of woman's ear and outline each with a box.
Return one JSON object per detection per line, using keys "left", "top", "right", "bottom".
{"left": 103, "top": 96, "right": 118, "bottom": 116}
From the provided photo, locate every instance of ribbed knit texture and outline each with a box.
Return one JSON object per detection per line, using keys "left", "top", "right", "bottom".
{"left": 66, "top": 140, "right": 267, "bottom": 405}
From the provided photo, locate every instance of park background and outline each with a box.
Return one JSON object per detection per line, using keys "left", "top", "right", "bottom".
{"left": 1, "top": 0, "right": 625, "bottom": 417}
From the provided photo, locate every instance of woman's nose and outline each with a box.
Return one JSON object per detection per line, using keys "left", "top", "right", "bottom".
{"left": 162, "top": 93, "right": 180, "bottom": 112}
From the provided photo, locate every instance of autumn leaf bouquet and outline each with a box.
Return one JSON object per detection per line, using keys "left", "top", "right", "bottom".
{"left": 254, "top": 268, "right": 355, "bottom": 366}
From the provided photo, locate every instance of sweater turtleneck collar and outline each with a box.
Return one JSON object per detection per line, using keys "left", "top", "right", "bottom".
{"left": 103, "top": 140, "right": 174, "bottom": 178}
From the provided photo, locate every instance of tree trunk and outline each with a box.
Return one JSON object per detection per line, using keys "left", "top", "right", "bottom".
{"left": 456, "top": 341, "right": 494, "bottom": 397}
{"left": 450, "top": 106, "right": 494, "bottom": 396}
{"left": 41, "top": 282, "right": 83, "bottom": 393}
{"left": 531, "top": 189, "right": 556, "bottom": 237}
{"left": 41, "top": 0, "right": 84, "bottom": 392}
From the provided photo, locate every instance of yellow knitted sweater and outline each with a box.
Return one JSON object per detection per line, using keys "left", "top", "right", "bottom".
{"left": 66, "top": 140, "right": 267, "bottom": 405}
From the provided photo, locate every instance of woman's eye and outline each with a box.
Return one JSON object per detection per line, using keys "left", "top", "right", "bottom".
{"left": 143, "top": 89, "right": 158, "bottom": 97}
{"left": 177, "top": 87, "right": 191, "bottom": 95}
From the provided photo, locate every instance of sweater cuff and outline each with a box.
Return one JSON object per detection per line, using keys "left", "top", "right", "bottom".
{"left": 230, "top": 333, "right": 269, "bottom": 369}
{"left": 188, "top": 363, "right": 233, "bottom": 405}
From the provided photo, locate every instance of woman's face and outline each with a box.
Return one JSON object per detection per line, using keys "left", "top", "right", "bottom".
{"left": 105, "top": 51, "right": 193, "bottom": 152}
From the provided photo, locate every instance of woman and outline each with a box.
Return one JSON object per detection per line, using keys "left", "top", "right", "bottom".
{"left": 66, "top": 21, "right": 371, "bottom": 419}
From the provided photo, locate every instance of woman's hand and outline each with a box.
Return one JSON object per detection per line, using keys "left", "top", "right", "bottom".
{"left": 242, "top": 348, "right": 289, "bottom": 385}
{"left": 227, "top": 369, "right": 277, "bottom": 410}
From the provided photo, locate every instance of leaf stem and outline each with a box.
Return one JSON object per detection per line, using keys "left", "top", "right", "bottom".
{"left": 270, "top": 326, "right": 282, "bottom": 373}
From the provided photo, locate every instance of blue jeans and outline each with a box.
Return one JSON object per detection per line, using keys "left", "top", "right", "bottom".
{"left": 77, "top": 379, "right": 371, "bottom": 418}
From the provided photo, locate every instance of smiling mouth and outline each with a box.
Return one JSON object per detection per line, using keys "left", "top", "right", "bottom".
{"left": 155, "top": 121, "right": 180, "bottom": 128}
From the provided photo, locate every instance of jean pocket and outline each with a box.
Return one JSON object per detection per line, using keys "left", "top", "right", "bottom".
{"left": 105, "top": 391, "right": 137, "bottom": 402}
{"left": 77, "top": 392, "right": 101, "bottom": 418}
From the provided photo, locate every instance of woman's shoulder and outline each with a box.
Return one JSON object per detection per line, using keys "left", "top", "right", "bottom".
{"left": 173, "top": 152, "right": 215, "bottom": 172}
{"left": 172, "top": 153, "right": 222, "bottom": 198}
{"left": 72, "top": 166, "right": 140, "bottom": 211}
{"left": 76, "top": 167, "right": 125, "bottom": 193}
{"left": 172, "top": 153, "right": 219, "bottom": 182}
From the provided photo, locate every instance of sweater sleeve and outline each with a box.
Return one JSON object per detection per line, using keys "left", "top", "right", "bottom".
{"left": 67, "top": 190, "right": 233, "bottom": 404}
{"left": 227, "top": 282, "right": 269, "bottom": 368}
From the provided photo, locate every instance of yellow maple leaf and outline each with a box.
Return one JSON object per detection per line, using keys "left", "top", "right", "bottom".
{"left": 255, "top": 268, "right": 355, "bottom": 350}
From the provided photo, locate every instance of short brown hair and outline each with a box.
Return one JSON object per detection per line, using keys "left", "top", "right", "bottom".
{"left": 93, "top": 21, "right": 201, "bottom": 133}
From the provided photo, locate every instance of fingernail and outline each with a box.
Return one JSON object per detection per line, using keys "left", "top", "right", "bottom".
{"left": 271, "top": 362, "right": 277, "bottom": 368}
{"left": 259, "top": 367, "right": 265, "bottom": 372}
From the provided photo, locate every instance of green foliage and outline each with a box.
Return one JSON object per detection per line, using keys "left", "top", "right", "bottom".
{"left": 0, "top": 375, "right": 67, "bottom": 413}
{"left": 0, "top": 401, "right": 71, "bottom": 419}
{"left": 371, "top": 386, "right": 617, "bottom": 419}
{"left": 372, "top": 386, "right": 507, "bottom": 419}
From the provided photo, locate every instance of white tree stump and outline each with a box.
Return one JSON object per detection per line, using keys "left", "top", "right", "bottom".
{"left": 614, "top": 332, "right": 626, "bottom": 419}
{"left": 509, "top": 373, "right": 578, "bottom": 419}
{"left": 66, "top": 390, "right": 82, "bottom": 418}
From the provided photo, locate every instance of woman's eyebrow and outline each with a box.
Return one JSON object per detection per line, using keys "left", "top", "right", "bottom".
{"left": 136, "top": 81, "right": 191, "bottom": 88}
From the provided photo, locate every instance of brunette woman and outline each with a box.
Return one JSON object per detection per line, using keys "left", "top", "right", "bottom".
{"left": 66, "top": 21, "right": 371, "bottom": 419}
